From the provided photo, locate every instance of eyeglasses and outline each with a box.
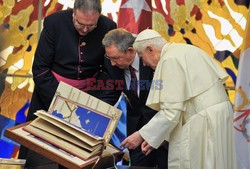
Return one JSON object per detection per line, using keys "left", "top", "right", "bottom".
{"left": 104, "top": 47, "right": 132, "bottom": 61}
{"left": 104, "top": 54, "right": 121, "bottom": 61}
{"left": 73, "top": 17, "right": 97, "bottom": 30}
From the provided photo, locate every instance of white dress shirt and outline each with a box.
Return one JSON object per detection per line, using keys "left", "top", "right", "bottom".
{"left": 124, "top": 53, "right": 140, "bottom": 96}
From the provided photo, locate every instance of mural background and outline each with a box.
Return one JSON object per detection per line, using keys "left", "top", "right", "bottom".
{"left": 0, "top": 0, "right": 248, "bottom": 159}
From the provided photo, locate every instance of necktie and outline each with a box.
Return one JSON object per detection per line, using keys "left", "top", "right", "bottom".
{"left": 129, "top": 65, "right": 138, "bottom": 97}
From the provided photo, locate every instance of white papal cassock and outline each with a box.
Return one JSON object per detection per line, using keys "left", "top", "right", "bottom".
{"left": 139, "top": 43, "right": 237, "bottom": 169}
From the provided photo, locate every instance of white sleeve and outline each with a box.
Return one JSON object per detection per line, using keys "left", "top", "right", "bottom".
{"left": 139, "top": 102, "right": 185, "bottom": 149}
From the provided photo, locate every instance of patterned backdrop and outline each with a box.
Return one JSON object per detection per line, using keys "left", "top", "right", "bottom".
{"left": 0, "top": 0, "right": 248, "bottom": 159}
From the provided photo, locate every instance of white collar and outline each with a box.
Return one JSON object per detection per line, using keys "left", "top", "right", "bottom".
{"left": 130, "top": 53, "right": 140, "bottom": 71}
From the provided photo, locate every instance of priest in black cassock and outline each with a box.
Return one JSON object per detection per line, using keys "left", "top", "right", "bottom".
{"left": 19, "top": 0, "right": 122, "bottom": 168}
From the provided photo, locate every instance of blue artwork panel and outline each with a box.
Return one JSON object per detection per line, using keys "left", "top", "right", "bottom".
{"left": 0, "top": 114, "right": 19, "bottom": 158}
{"left": 0, "top": 140, "right": 15, "bottom": 158}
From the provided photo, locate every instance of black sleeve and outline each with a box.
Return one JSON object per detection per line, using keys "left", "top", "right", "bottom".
{"left": 32, "top": 16, "right": 59, "bottom": 109}
{"left": 88, "top": 21, "right": 123, "bottom": 105}
{"left": 101, "top": 57, "right": 123, "bottom": 105}
{"left": 87, "top": 69, "right": 122, "bottom": 105}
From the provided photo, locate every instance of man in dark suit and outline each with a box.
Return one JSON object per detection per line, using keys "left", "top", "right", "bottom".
{"left": 102, "top": 28, "right": 168, "bottom": 169}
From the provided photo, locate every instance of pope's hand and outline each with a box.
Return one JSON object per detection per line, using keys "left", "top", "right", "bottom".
{"left": 120, "top": 131, "right": 144, "bottom": 149}
{"left": 141, "top": 141, "right": 154, "bottom": 156}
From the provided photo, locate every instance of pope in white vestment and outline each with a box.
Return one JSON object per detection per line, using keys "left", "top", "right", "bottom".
{"left": 121, "top": 29, "right": 237, "bottom": 169}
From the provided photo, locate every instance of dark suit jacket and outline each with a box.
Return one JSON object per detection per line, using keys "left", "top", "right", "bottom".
{"left": 123, "top": 59, "right": 168, "bottom": 168}
{"left": 123, "top": 59, "right": 157, "bottom": 136}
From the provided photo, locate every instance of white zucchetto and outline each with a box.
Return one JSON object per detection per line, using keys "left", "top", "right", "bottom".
{"left": 135, "top": 29, "right": 162, "bottom": 42}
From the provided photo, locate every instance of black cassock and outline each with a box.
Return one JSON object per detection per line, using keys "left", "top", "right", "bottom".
{"left": 28, "top": 9, "right": 122, "bottom": 121}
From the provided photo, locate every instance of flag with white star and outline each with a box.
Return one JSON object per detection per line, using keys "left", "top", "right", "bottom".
{"left": 117, "top": 0, "right": 152, "bottom": 34}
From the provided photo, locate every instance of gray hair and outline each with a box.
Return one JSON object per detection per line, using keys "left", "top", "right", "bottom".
{"left": 133, "top": 37, "right": 166, "bottom": 53}
{"left": 102, "top": 28, "right": 135, "bottom": 53}
{"left": 73, "top": 0, "right": 102, "bottom": 14}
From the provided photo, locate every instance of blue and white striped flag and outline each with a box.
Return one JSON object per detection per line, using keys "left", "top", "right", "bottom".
{"left": 110, "top": 93, "right": 127, "bottom": 150}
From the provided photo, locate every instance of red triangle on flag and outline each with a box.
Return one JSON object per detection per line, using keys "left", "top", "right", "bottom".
{"left": 117, "top": 0, "right": 152, "bottom": 34}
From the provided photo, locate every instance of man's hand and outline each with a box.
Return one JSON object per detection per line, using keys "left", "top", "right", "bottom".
{"left": 141, "top": 141, "right": 154, "bottom": 156}
{"left": 120, "top": 131, "right": 144, "bottom": 149}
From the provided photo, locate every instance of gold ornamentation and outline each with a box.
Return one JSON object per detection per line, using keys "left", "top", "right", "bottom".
{"left": 234, "top": 86, "right": 250, "bottom": 111}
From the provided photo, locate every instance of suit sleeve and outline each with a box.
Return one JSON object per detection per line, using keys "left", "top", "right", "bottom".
{"left": 32, "top": 17, "right": 59, "bottom": 109}
{"left": 90, "top": 21, "right": 123, "bottom": 105}
{"left": 99, "top": 56, "right": 123, "bottom": 105}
